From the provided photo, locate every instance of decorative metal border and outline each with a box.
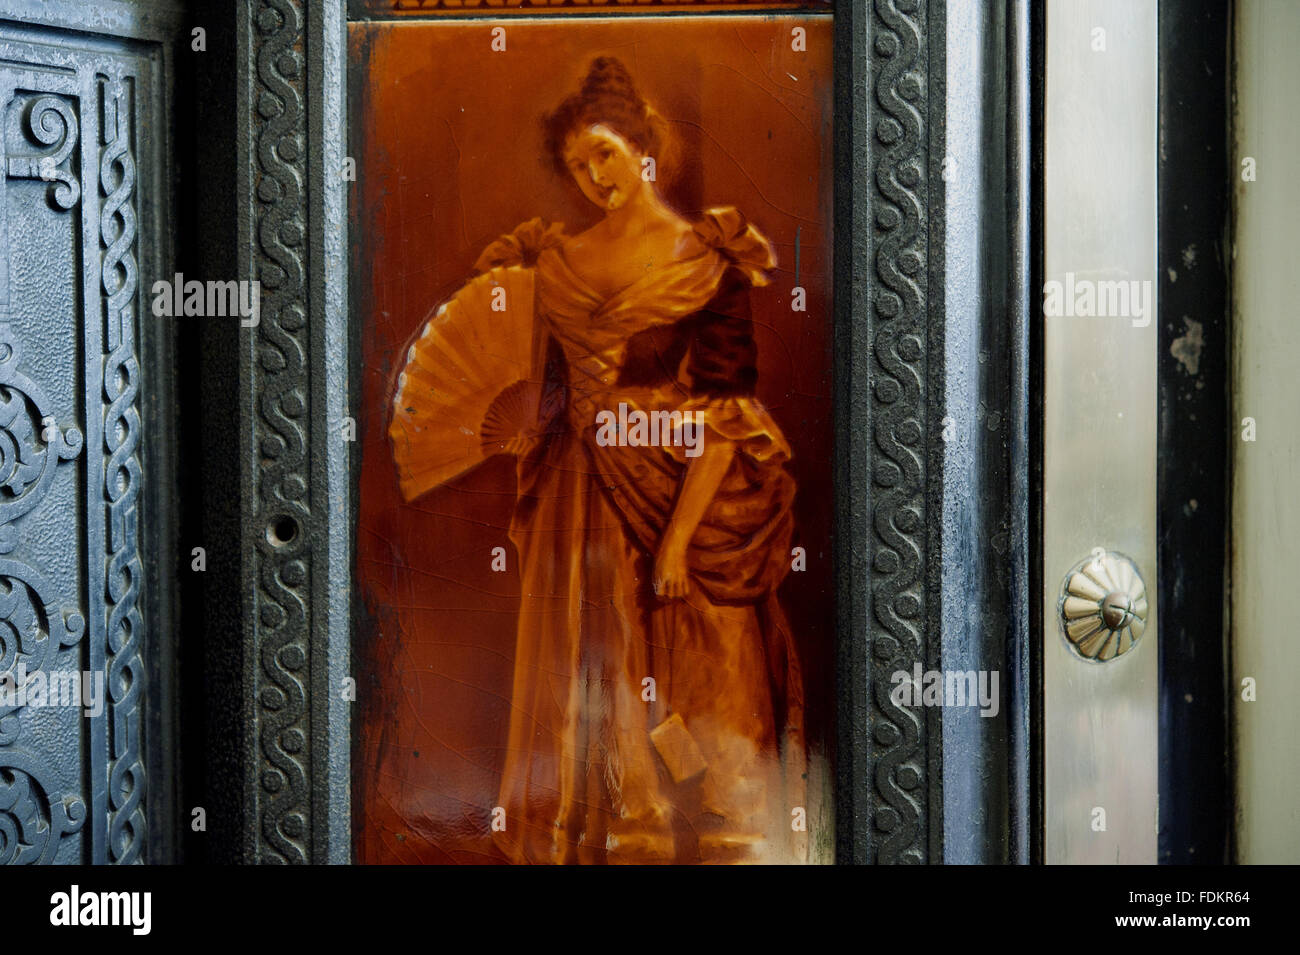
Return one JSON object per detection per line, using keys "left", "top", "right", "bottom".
{"left": 100, "top": 73, "right": 147, "bottom": 865}
{"left": 866, "top": 0, "right": 939, "bottom": 865}
{"left": 836, "top": 0, "right": 948, "bottom": 866}
{"left": 240, "top": 0, "right": 350, "bottom": 864}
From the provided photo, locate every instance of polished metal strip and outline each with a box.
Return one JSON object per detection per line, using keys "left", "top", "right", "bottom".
{"left": 1043, "top": 0, "right": 1158, "bottom": 864}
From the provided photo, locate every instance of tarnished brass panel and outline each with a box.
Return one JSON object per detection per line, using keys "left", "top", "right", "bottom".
{"left": 1043, "top": 0, "right": 1159, "bottom": 864}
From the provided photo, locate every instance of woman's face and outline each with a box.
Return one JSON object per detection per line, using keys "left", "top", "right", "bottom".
{"left": 562, "top": 124, "right": 646, "bottom": 212}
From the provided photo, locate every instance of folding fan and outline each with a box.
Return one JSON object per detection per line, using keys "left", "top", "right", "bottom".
{"left": 389, "top": 265, "right": 538, "bottom": 501}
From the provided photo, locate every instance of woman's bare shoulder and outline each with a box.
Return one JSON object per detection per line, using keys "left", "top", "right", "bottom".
{"left": 564, "top": 214, "right": 705, "bottom": 260}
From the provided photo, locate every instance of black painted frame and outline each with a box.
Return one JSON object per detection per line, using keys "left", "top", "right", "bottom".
{"left": 1155, "top": 0, "right": 1231, "bottom": 866}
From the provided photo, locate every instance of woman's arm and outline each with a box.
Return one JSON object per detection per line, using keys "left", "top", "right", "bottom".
{"left": 653, "top": 269, "right": 756, "bottom": 599}
{"left": 653, "top": 433, "right": 735, "bottom": 599}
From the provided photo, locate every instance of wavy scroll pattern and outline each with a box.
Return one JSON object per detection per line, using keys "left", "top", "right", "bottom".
{"left": 100, "top": 77, "right": 146, "bottom": 865}
{"left": 870, "top": 0, "right": 929, "bottom": 864}
{"left": 251, "top": 0, "right": 311, "bottom": 864}
{"left": 0, "top": 323, "right": 88, "bottom": 865}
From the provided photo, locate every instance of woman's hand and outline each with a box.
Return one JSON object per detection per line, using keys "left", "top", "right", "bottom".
{"left": 654, "top": 434, "right": 736, "bottom": 600}
{"left": 653, "top": 537, "right": 691, "bottom": 600}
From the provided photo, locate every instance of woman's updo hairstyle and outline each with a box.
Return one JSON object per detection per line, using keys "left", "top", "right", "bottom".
{"left": 544, "top": 57, "right": 676, "bottom": 182}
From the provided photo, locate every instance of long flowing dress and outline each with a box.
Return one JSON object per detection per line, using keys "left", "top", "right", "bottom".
{"left": 476, "top": 207, "right": 804, "bottom": 864}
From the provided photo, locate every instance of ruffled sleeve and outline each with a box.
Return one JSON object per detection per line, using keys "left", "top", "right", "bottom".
{"left": 473, "top": 218, "right": 567, "bottom": 272}
{"left": 666, "top": 394, "right": 792, "bottom": 465}
{"left": 665, "top": 222, "right": 791, "bottom": 465}
{"left": 692, "top": 206, "right": 777, "bottom": 287}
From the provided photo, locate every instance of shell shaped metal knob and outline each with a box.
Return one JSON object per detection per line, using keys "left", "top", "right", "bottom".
{"left": 1059, "top": 551, "right": 1148, "bottom": 662}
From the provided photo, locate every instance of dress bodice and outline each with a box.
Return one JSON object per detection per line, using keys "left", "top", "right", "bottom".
{"left": 474, "top": 207, "right": 791, "bottom": 469}
{"left": 476, "top": 207, "right": 776, "bottom": 401}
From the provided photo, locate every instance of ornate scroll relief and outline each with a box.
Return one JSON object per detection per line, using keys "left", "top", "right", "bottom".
{"left": 0, "top": 88, "right": 88, "bottom": 866}
{"left": 6, "top": 96, "right": 80, "bottom": 210}
{"left": 0, "top": 321, "right": 87, "bottom": 865}
{"left": 869, "top": 0, "right": 933, "bottom": 864}
{"left": 250, "top": 0, "right": 313, "bottom": 864}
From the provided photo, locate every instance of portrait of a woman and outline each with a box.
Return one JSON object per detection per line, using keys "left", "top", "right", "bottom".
{"left": 388, "top": 57, "right": 806, "bottom": 865}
